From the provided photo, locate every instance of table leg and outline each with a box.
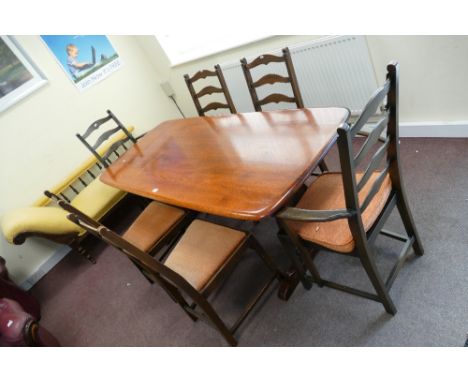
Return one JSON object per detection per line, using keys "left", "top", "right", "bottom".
{"left": 276, "top": 228, "right": 313, "bottom": 300}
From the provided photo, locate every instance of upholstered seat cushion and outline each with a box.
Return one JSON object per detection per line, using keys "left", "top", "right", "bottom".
{"left": 164, "top": 220, "right": 246, "bottom": 291}
{"left": 288, "top": 172, "right": 392, "bottom": 253}
{"left": 122, "top": 201, "right": 185, "bottom": 253}
{"left": 1, "top": 207, "right": 84, "bottom": 244}
{"left": 71, "top": 178, "right": 125, "bottom": 221}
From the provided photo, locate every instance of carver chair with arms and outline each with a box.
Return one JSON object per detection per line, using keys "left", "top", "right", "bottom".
{"left": 276, "top": 62, "right": 424, "bottom": 314}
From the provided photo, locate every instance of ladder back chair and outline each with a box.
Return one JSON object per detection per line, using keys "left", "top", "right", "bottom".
{"left": 184, "top": 65, "right": 237, "bottom": 116}
{"left": 276, "top": 62, "right": 424, "bottom": 314}
{"left": 76, "top": 109, "right": 137, "bottom": 169}
{"left": 54, "top": 197, "right": 287, "bottom": 346}
{"left": 241, "top": 47, "right": 304, "bottom": 112}
{"left": 241, "top": 47, "right": 327, "bottom": 173}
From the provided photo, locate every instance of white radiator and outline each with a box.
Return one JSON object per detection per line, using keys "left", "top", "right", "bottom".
{"left": 220, "top": 35, "right": 378, "bottom": 115}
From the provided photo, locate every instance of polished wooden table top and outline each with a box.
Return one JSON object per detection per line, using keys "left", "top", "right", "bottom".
{"left": 101, "top": 108, "right": 350, "bottom": 221}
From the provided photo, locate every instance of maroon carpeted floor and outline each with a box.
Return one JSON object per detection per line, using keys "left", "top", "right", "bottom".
{"left": 30, "top": 138, "right": 468, "bottom": 346}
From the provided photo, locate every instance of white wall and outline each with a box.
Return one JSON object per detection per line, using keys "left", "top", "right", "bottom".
{"left": 0, "top": 35, "right": 180, "bottom": 284}
{"left": 137, "top": 35, "right": 468, "bottom": 124}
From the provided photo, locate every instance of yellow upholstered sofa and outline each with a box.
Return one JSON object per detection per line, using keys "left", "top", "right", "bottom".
{"left": 1, "top": 128, "right": 134, "bottom": 260}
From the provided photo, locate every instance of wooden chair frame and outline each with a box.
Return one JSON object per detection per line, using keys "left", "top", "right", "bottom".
{"left": 276, "top": 62, "right": 424, "bottom": 314}
{"left": 241, "top": 47, "right": 327, "bottom": 173}
{"left": 54, "top": 197, "right": 288, "bottom": 346}
{"left": 184, "top": 65, "right": 237, "bottom": 116}
{"left": 76, "top": 109, "right": 137, "bottom": 169}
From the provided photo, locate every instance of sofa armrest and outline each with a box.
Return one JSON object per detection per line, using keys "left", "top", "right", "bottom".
{"left": 1, "top": 207, "right": 84, "bottom": 245}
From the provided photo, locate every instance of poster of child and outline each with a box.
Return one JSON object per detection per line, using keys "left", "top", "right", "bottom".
{"left": 41, "top": 35, "right": 123, "bottom": 91}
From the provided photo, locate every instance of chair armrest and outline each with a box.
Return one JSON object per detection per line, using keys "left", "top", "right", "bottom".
{"left": 276, "top": 207, "right": 353, "bottom": 222}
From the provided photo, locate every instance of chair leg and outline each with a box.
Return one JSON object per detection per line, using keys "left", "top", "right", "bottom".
{"left": 70, "top": 241, "right": 96, "bottom": 264}
{"left": 360, "top": 248, "right": 397, "bottom": 315}
{"left": 396, "top": 196, "right": 424, "bottom": 256}
{"left": 195, "top": 300, "right": 237, "bottom": 346}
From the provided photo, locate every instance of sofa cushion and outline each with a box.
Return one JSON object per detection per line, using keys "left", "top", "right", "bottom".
{"left": 71, "top": 178, "right": 125, "bottom": 221}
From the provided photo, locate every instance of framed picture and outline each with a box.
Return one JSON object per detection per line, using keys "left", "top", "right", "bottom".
{"left": 41, "top": 35, "right": 123, "bottom": 91}
{"left": 0, "top": 36, "right": 47, "bottom": 113}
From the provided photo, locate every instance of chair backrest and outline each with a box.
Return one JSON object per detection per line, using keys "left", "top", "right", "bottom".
{"left": 241, "top": 47, "right": 304, "bottom": 112}
{"left": 336, "top": 61, "right": 400, "bottom": 229}
{"left": 49, "top": 194, "right": 209, "bottom": 316}
{"left": 76, "top": 110, "right": 137, "bottom": 168}
{"left": 184, "top": 65, "right": 237, "bottom": 116}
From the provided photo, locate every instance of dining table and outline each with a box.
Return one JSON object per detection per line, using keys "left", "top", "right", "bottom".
{"left": 100, "top": 107, "right": 350, "bottom": 297}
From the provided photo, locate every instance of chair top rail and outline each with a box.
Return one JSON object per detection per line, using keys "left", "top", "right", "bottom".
{"left": 81, "top": 115, "right": 113, "bottom": 139}
{"left": 351, "top": 80, "right": 390, "bottom": 136}
{"left": 186, "top": 69, "right": 217, "bottom": 83}
{"left": 243, "top": 53, "right": 285, "bottom": 69}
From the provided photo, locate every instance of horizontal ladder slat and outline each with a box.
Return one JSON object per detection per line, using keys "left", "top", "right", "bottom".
{"left": 196, "top": 86, "right": 224, "bottom": 98}
{"left": 360, "top": 164, "right": 390, "bottom": 213}
{"left": 258, "top": 93, "right": 296, "bottom": 106}
{"left": 201, "top": 102, "right": 231, "bottom": 114}
{"left": 357, "top": 137, "right": 391, "bottom": 192}
{"left": 351, "top": 80, "right": 390, "bottom": 136}
{"left": 252, "top": 74, "right": 290, "bottom": 88}
{"left": 354, "top": 113, "right": 389, "bottom": 166}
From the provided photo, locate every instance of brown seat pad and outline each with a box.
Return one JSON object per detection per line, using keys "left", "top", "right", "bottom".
{"left": 123, "top": 201, "right": 185, "bottom": 252}
{"left": 164, "top": 220, "right": 246, "bottom": 291}
{"left": 289, "top": 172, "right": 392, "bottom": 253}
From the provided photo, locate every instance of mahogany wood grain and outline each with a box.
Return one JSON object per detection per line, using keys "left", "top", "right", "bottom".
{"left": 100, "top": 108, "right": 350, "bottom": 221}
